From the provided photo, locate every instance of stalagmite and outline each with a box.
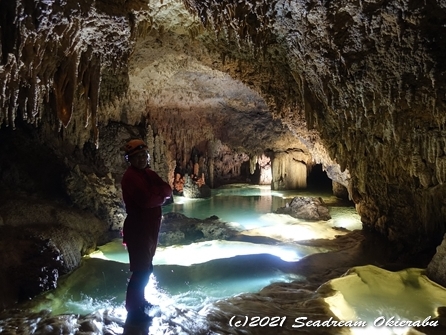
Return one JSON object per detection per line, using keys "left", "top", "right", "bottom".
{"left": 0, "top": 0, "right": 445, "bottom": 288}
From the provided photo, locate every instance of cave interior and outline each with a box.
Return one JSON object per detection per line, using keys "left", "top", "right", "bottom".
{"left": 1, "top": 0, "right": 446, "bottom": 333}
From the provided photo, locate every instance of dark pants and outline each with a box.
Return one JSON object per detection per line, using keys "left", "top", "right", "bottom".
{"left": 125, "top": 268, "right": 152, "bottom": 312}
{"left": 123, "top": 216, "right": 159, "bottom": 312}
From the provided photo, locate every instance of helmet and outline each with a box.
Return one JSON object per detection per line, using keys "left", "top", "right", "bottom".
{"left": 124, "top": 139, "right": 148, "bottom": 157}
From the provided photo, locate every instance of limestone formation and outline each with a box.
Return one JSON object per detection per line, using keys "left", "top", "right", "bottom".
{"left": 271, "top": 151, "right": 310, "bottom": 190}
{"left": 0, "top": 193, "right": 108, "bottom": 307}
{"left": 275, "top": 196, "right": 332, "bottom": 221}
{"left": 0, "top": 226, "right": 63, "bottom": 307}
{"left": 179, "top": 0, "right": 446, "bottom": 250}
{"left": 426, "top": 234, "right": 446, "bottom": 288}
{"left": 1, "top": 0, "right": 446, "bottom": 304}
{"left": 182, "top": 174, "right": 212, "bottom": 198}
{"left": 159, "top": 212, "right": 239, "bottom": 245}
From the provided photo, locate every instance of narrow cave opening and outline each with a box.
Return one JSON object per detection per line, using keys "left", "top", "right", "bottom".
{"left": 306, "top": 164, "right": 332, "bottom": 192}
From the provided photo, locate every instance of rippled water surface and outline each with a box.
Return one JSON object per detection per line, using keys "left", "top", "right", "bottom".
{"left": 29, "top": 184, "right": 360, "bottom": 316}
{"left": 4, "top": 185, "right": 446, "bottom": 335}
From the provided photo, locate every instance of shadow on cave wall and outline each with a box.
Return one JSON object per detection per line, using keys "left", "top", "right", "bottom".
{"left": 0, "top": 120, "right": 71, "bottom": 202}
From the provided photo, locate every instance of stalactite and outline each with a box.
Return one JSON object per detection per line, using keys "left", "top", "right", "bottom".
{"left": 1, "top": 0, "right": 132, "bottom": 152}
{"left": 436, "top": 157, "right": 446, "bottom": 185}
{"left": 52, "top": 56, "right": 78, "bottom": 128}
{"left": 1, "top": 55, "right": 19, "bottom": 128}
{"left": 249, "top": 155, "right": 257, "bottom": 174}
{"left": 271, "top": 152, "right": 307, "bottom": 190}
{"left": 182, "top": 0, "right": 278, "bottom": 58}
{"left": 85, "top": 56, "right": 101, "bottom": 148}
{"left": 427, "top": 133, "right": 437, "bottom": 165}
{"left": 258, "top": 154, "right": 272, "bottom": 185}
{"left": 26, "top": 78, "right": 40, "bottom": 122}
{"left": 155, "top": 134, "right": 162, "bottom": 166}
{"left": 207, "top": 157, "right": 213, "bottom": 187}
{"left": 146, "top": 124, "right": 155, "bottom": 160}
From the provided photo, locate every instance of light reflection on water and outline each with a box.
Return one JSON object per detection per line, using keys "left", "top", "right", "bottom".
{"left": 30, "top": 184, "right": 360, "bottom": 317}
{"left": 167, "top": 184, "right": 358, "bottom": 230}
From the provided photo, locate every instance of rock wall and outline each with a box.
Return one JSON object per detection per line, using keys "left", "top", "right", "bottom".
{"left": 0, "top": 192, "right": 108, "bottom": 307}
{"left": 182, "top": 0, "right": 446, "bottom": 250}
{"left": 0, "top": 0, "right": 137, "bottom": 144}
{"left": 1, "top": 0, "right": 445, "bottom": 254}
{"left": 427, "top": 234, "right": 446, "bottom": 288}
{"left": 271, "top": 151, "right": 310, "bottom": 190}
{"left": 278, "top": 0, "right": 446, "bottom": 249}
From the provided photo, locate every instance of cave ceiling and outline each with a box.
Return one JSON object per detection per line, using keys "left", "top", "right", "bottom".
{"left": 124, "top": 30, "right": 305, "bottom": 156}
{"left": 1, "top": 0, "right": 446, "bottom": 249}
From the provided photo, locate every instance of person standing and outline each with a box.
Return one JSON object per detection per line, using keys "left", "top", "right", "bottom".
{"left": 120, "top": 139, "right": 172, "bottom": 321}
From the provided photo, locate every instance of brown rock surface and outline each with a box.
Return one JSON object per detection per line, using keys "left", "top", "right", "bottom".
{"left": 275, "top": 196, "right": 332, "bottom": 221}
{"left": 1, "top": 0, "right": 445, "bottom": 294}
{"left": 0, "top": 192, "right": 109, "bottom": 307}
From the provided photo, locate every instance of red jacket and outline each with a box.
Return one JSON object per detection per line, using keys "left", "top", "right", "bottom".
{"left": 121, "top": 166, "right": 172, "bottom": 246}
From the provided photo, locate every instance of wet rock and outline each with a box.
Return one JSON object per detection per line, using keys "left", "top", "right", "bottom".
{"left": 435, "top": 306, "right": 446, "bottom": 327}
{"left": 332, "top": 181, "right": 349, "bottom": 200}
{"left": 0, "top": 226, "right": 65, "bottom": 306}
{"left": 0, "top": 193, "right": 108, "bottom": 253}
{"left": 159, "top": 212, "right": 238, "bottom": 246}
{"left": 275, "top": 196, "right": 331, "bottom": 221}
{"left": 182, "top": 175, "right": 211, "bottom": 198}
{"left": 426, "top": 234, "right": 446, "bottom": 288}
{"left": 0, "top": 193, "right": 109, "bottom": 308}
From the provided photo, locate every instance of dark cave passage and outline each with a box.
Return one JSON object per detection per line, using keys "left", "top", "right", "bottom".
{"left": 307, "top": 164, "right": 332, "bottom": 192}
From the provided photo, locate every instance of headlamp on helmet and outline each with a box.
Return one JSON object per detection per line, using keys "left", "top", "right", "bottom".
{"left": 123, "top": 139, "right": 148, "bottom": 158}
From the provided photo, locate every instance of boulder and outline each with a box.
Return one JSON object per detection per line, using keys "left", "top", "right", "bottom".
{"left": 182, "top": 175, "right": 212, "bottom": 198}
{"left": 159, "top": 212, "right": 238, "bottom": 246}
{"left": 275, "top": 196, "right": 331, "bottom": 221}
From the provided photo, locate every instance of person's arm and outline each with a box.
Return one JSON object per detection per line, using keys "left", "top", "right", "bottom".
{"left": 122, "top": 171, "right": 169, "bottom": 208}
{"left": 147, "top": 169, "right": 172, "bottom": 199}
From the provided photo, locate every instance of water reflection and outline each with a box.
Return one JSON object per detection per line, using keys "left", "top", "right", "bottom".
{"left": 92, "top": 239, "right": 326, "bottom": 265}
{"left": 168, "top": 184, "right": 357, "bottom": 231}
{"left": 29, "top": 184, "right": 359, "bottom": 317}
{"left": 169, "top": 188, "right": 288, "bottom": 230}
{"left": 5, "top": 183, "right": 369, "bottom": 335}
{"left": 36, "top": 253, "right": 303, "bottom": 316}
{"left": 3, "top": 184, "right": 445, "bottom": 334}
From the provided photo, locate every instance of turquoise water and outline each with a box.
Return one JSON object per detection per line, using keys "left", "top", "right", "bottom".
{"left": 167, "top": 184, "right": 359, "bottom": 230}
{"left": 31, "top": 184, "right": 360, "bottom": 316}
{"left": 19, "top": 185, "right": 446, "bottom": 335}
